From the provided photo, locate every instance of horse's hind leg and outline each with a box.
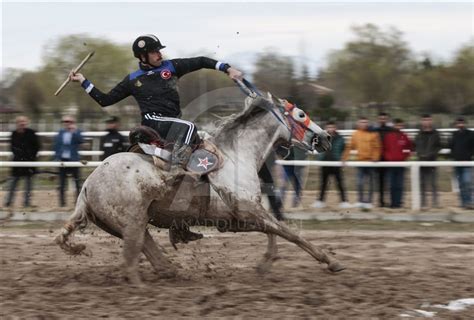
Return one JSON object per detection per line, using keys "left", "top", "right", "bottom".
{"left": 122, "top": 224, "right": 147, "bottom": 286}
{"left": 142, "top": 230, "right": 177, "bottom": 279}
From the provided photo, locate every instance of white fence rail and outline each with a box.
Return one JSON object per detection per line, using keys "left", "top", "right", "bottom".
{"left": 1, "top": 128, "right": 472, "bottom": 139}
{"left": 0, "top": 149, "right": 453, "bottom": 158}
{"left": 1, "top": 160, "right": 473, "bottom": 212}
{"left": 0, "top": 151, "right": 104, "bottom": 157}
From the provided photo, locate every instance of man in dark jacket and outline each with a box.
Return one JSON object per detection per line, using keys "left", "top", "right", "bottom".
{"left": 69, "top": 34, "right": 243, "bottom": 242}
{"left": 312, "top": 121, "right": 350, "bottom": 209}
{"left": 4, "top": 116, "right": 41, "bottom": 208}
{"left": 375, "top": 112, "right": 394, "bottom": 207}
{"left": 449, "top": 117, "right": 474, "bottom": 209}
{"left": 54, "top": 115, "right": 84, "bottom": 207}
{"left": 100, "top": 116, "right": 126, "bottom": 160}
{"left": 414, "top": 114, "right": 442, "bottom": 208}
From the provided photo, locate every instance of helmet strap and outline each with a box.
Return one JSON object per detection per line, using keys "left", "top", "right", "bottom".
{"left": 139, "top": 53, "right": 150, "bottom": 65}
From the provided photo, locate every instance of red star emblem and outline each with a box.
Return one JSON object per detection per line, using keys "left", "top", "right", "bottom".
{"left": 160, "top": 69, "right": 171, "bottom": 80}
{"left": 197, "top": 157, "right": 213, "bottom": 170}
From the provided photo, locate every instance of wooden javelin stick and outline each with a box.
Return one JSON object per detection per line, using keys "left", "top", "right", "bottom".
{"left": 54, "top": 51, "right": 95, "bottom": 96}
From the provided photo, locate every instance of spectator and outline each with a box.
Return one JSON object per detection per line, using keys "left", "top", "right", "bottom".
{"left": 449, "top": 117, "right": 474, "bottom": 209}
{"left": 280, "top": 146, "right": 307, "bottom": 208}
{"left": 414, "top": 114, "right": 442, "bottom": 208}
{"left": 375, "top": 112, "right": 394, "bottom": 207}
{"left": 4, "top": 116, "right": 41, "bottom": 208}
{"left": 312, "top": 121, "right": 350, "bottom": 209}
{"left": 100, "top": 116, "right": 126, "bottom": 160}
{"left": 343, "top": 117, "right": 381, "bottom": 209}
{"left": 383, "top": 119, "right": 413, "bottom": 208}
{"left": 259, "top": 151, "right": 284, "bottom": 220}
{"left": 54, "top": 115, "right": 84, "bottom": 207}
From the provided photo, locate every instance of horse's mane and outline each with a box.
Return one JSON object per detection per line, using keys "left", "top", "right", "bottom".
{"left": 211, "top": 97, "right": 270, "bottom": 137}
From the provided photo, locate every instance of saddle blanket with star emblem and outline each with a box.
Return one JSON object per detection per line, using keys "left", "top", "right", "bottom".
{"left": 186, "top": 140, "right": 222, "bottom": 174}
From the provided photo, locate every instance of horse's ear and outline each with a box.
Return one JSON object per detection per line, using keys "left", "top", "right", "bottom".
{"left": 243, "top": 96, "right": 257, "bottom": 115}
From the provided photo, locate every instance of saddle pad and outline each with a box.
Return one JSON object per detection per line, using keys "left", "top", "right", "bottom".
{"left": 186, "top": 148, "right": 219, "bottom": 174}
{"left": 138, "top": 143, "right": 171, "bottom": 161}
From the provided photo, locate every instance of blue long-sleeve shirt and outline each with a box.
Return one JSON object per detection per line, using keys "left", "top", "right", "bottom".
{"left": 54, "top": 129, "right": 84, "bottom": 161}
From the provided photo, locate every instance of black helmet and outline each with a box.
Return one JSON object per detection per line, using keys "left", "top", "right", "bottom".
{"left": 132, "top": 35, "right": 166, "bottom": 59}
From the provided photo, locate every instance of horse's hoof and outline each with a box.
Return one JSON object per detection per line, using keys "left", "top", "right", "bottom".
{"left": 327, "top": 261, "right": 346, "bottom": 273}
{"left": 159, "top": 269, "right": 178, "bottom": 279}
{"left": 125, "top": 275, "right": 144, "bottom": 287}
{"left": 130, "top": 281, "right": 146, "bottom": 288}
{"left": 70, "top": 244, "right": 87, "bottom": 255}
{"left": 256, "top": 260, "right": 273, "bottom": 274}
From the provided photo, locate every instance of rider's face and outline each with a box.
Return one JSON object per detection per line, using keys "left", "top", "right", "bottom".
{"left": 146, "top": 51, "right": 163, "bottom": 67}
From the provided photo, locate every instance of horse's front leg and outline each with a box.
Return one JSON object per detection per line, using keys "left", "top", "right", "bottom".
{"left": 209, "top": 168, "right": 345, "bottom": 273}
{"left": 261, "top": 218, "right": 346, "bottom": 272}
{"left": 256, "top": 234, "right": 278, "bottom": 274}
{"left": 213, "top": 189, "right": 345, "bottom": 273}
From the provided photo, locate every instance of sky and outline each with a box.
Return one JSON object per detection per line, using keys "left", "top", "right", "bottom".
{"left": 1, "top": 1, "right": 473, "bottom": 77}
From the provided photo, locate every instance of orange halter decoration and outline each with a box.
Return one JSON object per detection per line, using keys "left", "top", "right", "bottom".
{"left": 284, "top": 101, "right": 311, "bottom": 141}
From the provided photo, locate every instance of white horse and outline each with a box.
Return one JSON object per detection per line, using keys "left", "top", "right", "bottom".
{"left": 56, "top": 93, "right": 345, "bottom": 285}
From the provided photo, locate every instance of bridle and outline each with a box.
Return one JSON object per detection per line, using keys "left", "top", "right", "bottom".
{"left": 234, "top": 79, "right": 318, "bottom": 152}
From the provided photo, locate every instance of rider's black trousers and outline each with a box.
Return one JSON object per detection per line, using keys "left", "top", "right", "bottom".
{"left": 142, "top": 113, "right": 200, "bottom": 147}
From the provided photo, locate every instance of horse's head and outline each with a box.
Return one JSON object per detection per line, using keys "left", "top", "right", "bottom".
{"left": 252, "top": 94, "right": 331, "bottom": 152}
{"left": 279, "top": 100, "right": 331, "bottom": 153}
{"left": 242, "top": 94, "right": 331, "bottom": 153}
{"left": 234, "top": 79, "right": 331, "bottom": 153}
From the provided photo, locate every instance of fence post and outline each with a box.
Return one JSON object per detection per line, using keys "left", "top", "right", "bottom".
{"left": 410, "top": 163, "right": 421, "bottom": 211}
{"left": 92, "top": 137, "right": 100, "bottom": 161}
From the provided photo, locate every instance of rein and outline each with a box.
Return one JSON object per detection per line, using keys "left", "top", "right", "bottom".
{"left": 234, "top": 79, "right": 315, "bottom": 153}
{"left": 234, "top": 79, "right": 292, "bottom": 132}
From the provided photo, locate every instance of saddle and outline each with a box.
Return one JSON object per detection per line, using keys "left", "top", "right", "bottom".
{"left": 128, "top": 126, "right": 223, "bottom": 175}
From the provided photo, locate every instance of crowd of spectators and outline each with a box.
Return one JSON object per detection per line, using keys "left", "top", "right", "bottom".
{"left": 3, "top": 115, "right": 126, "bottom": 208}
{"left": 307, "top": 114, "right": 473, "bottom": 210}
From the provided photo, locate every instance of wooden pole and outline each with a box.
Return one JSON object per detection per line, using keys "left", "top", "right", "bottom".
{"left": 54, "top": 51, "right": 95, "bottom": 96}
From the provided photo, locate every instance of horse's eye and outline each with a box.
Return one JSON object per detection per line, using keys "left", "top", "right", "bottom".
{"left": 292, "top": 108, "right": 307, "bottom": 122}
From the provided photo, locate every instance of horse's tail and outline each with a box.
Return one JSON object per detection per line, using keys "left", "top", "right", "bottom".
{"left": 54, "top": 186, "right": 91, "bottom": 255}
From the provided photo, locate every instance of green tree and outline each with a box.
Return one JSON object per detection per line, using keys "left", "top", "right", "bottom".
{"left": 397, "top": 41, "right": 474, "bottom": 114}
{"left": 252, "top": 50, "right": 296, "bottom": 99}
{"left": 448, "top": 41, "right": 474, "bottom": 109}
{"left": 322, "top": 24, "right": 412, "bottom": 107}
{"left": 13, "top": 72, "right": 44, "bottom": 116}
{"left": 38, "top": 34, "right": 136, "bottom": 117}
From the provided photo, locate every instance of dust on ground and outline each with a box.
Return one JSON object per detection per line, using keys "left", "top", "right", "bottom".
{"left": 1, "top": 221, "right": 473, "bottom": 319}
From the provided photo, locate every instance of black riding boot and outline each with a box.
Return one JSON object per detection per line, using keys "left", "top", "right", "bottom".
{"left": 170, "top": 144, "right": 193, "bottom": 170}
{"left": 169, "top": 225, "right": 203, "bottom": 249}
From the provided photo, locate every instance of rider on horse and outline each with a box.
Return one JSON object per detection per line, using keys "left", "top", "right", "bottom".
{"left": 69, "top": 34, "right": 243, "bottom": 169}
{"left": 69, "top": 34, "right": 243, "bottom": 245}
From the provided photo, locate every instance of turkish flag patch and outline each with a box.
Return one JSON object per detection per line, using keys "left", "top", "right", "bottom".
{"left": 160, "top": 69, "right": 172, "bottom": 80}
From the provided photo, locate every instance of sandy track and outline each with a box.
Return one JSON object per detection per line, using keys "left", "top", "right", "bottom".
{"left": 0, "top": 225, "right": 473, "bottom": 319}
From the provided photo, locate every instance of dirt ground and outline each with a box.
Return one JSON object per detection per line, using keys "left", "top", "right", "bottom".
{"left": 1, "top": 221, "right": 473, "bottom": 319}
